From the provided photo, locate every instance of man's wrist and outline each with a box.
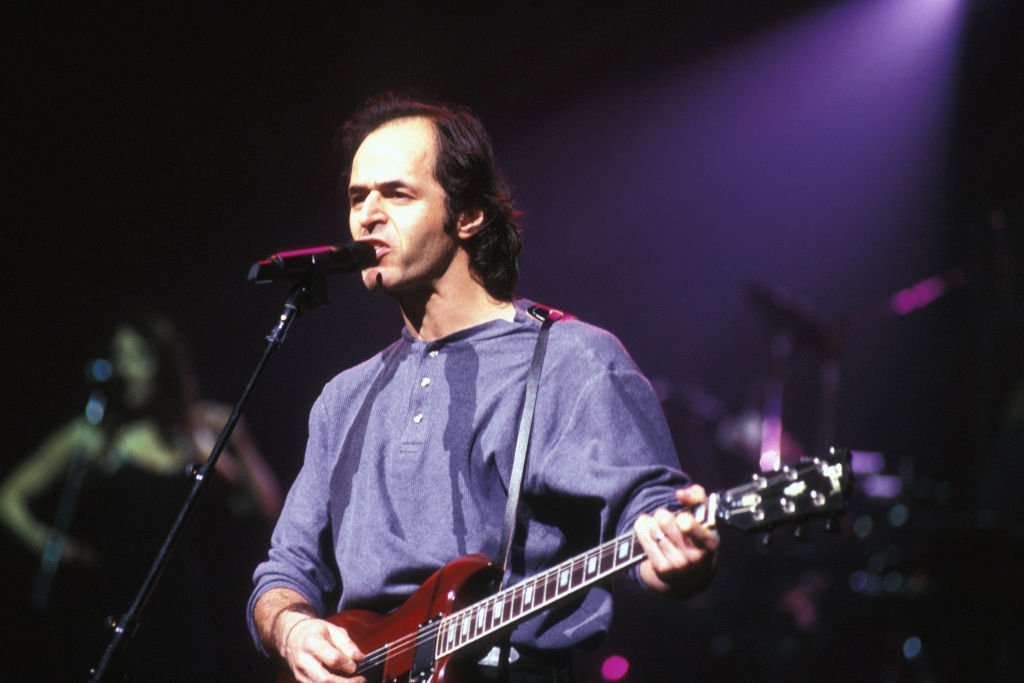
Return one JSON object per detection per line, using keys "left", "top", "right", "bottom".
{"left": 277, "top": 612, "right": 316, "bottom": 657}
{"left": 254, "top": 588, "right": 317, "bottom": 656}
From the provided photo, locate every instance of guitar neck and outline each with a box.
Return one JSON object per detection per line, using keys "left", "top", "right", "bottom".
{"left": 435, "top": 498, "right": 715, "bottom": 659}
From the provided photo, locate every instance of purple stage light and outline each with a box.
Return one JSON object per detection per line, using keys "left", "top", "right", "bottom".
{"left": 509, "top": 0, "right": 968, "bottom": 393}
{"left": 850, "top": 450, "right": 885, "bottom": 474}
{"left": 890, "top": 273, "right": 952, "bottom": 315}
{"left": 861, "top": 474, "right": 903, "bottom": 499}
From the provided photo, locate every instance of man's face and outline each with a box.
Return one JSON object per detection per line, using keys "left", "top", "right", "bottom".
{"left": 348, "top": 116, "right": 456, "bottom": 294}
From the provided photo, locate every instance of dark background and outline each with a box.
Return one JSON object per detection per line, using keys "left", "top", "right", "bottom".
{"left": 4, "top": 1, "right": 1022, "bottom": 681}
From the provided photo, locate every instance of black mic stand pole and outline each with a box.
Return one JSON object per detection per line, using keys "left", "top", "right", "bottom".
{"left": 89, "top": 273, "right": 329, "bottom": 682}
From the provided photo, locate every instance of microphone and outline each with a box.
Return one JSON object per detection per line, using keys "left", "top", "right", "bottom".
{"left": 248, "top": 242, "right": 377, "bottom": 284}
{"left": 82, "top": 358, "right": 118, "bottom": 425}
{"left": 85, "top": 358, "right": 114, "bottom": 384}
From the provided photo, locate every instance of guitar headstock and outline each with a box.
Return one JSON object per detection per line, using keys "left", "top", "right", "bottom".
{"left": 710, "top": 447, "right": 852, "bottom": 533}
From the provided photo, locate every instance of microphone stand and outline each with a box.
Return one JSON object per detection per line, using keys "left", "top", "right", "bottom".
{"left": 88, "top": 273, "right": 329, "bottom": 682}
{"left": 34, "top": 375, "right": 113, "bottom": 612}
{"left": 32, "top": 435, "right": 91, "bottom": 612}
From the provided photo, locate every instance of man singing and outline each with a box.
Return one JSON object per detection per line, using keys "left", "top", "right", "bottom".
{"left": 249, "top": 94, "right": 718, "bottom": 682}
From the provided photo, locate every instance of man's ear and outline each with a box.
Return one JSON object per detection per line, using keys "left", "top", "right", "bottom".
{"left": 455, "top": 208, "right": 485, "bottom": 240}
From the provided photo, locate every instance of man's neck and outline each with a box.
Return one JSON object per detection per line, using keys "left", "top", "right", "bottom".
{"left": 397, "top": 268, "right": 515, "bottom": 341}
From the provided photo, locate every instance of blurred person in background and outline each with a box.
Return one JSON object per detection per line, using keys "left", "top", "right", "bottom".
{"left": 0, "top": 312, "right": 283, "bottom": 680}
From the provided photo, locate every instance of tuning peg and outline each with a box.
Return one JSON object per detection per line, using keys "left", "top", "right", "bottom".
{"left": 824, "top": 514, "right": 840, "bottom": 533}
{"left": 793, "top": 524, "right": 805, "bottom": 541}
{"left": 758, "top": 530, "right": 773, "bottom": 548}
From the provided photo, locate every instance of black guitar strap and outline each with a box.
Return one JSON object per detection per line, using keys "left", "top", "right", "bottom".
{"left": 497, "top": 304, "right": 564, "bottom": 579}
{"left": 495, "top": 303, "right": 565, "bottom": 683}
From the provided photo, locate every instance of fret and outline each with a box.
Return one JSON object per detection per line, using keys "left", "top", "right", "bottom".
{"left": 599, "top": 543, "right": 615, "bottom": 573}
{"left": 571, "top": 556, "right": 585, "bottom": 587}
{"left": 475, "top": 605, "right": 487, "bottom": 632}
{"left": 510, "top": 585, "right": 523, "bottom": 619}
{"left": 492, "top": 595, "right": 504, "bottom": 624}
{"left": 517, "top": 571, "right": 552, "bottom": 616}
{"left": 479, "top": 601, "right": 490, "bottom": 635}
{"left": 537, "top": 570, "right": 552, "bottom": 608}
{"left": 558, "top": 566, "right": 570, "bottom": 591}
{"left": 522, "top": 582, "right": 534, "bottom": 609}
{"left": 585, "top": 553, "right": 598, "bottom": 578}
{"left": 445, "top": 617, "right": 456, "bottom": 649}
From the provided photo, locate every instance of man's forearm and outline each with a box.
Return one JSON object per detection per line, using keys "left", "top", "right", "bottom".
{"left": 253, "top": 587, "right": 318, "bottom": 655}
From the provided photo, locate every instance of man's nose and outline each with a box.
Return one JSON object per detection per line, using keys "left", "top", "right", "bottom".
{"left": 357, "top": 192, "right": 386, "bottom": 233}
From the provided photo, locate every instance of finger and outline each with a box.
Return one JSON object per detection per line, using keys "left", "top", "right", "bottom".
{"left": 679, "top": 515, "right": 720, "bottom": 552}
{"left": 323, "top": 624, "right": 365, "bottom": 672}
{"left": 648, "top": 512, "right": 696, "bottom": 568}
{"left": 645, "top": 510, "right": 693, "bottom": 574}
{"left": 671, "top": 510, "right": 720, "bottom": 557}
{"left": 289, "top": 621, "right": 355, "bottom": 680}
{"left": 653, "top": 508, "right": 685, "bottom": 550}
{"left": 294, "top": 649, "right": 341, "bottom": 683}
{"left": 327, "top": 623, "right": 364, "bottom": 661}
{"left": 674, "top": 484, "right": 707, "bottom": 506}
{"left": 634, "top": 514, "right": 669, "bottom": 565}
{"left": 308, "top": 641, "right": 350, "bottom": 675}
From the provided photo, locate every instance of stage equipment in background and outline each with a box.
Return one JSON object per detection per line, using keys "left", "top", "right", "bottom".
{"left": 745, "top": 267, "right": 967, "bottom": 471}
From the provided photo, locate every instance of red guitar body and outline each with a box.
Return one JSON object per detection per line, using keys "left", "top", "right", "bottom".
{"left": 280, "top": 554, "right": 502, "bottom": 683}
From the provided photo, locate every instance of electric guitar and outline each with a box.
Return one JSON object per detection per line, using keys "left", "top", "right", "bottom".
{"left": 281, "top": 448, "right": 851, "bottom": 683}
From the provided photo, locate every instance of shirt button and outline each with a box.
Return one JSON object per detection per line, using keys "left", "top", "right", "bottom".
{"left": 412, "top": 412, "right": 424, "bottom": 424}
{"left": 420, "top": 377, "right": 431, "bottom": 388}
{"left": 428, "top": 349, "right": 439, "bottom": 358}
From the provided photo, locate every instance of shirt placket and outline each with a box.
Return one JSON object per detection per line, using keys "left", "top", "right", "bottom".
{"left": 398, "top": 342, "right": 442, "bottom": 452}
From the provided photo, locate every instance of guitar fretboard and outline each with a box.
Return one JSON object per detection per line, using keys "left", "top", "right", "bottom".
{"left": 435, "top": 501, "right": 710, "bottom": 658}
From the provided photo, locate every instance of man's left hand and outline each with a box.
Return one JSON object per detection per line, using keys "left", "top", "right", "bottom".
{"left": 635, "top": 485, "right": 719, "bottom": 598}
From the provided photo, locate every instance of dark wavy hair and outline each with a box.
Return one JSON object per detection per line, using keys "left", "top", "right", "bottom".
{"left": 106, "top": 312, "right": 198, "bottom": 445}
{"left": 338, "top": 94, "right": 523, "bottom": 301}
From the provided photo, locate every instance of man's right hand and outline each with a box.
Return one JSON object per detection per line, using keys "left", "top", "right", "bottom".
{"left": 278, "top": 613, "right": 366, "bottom": 683}
{"left": 254, "top": 588, "right": 367, "bottom": 683}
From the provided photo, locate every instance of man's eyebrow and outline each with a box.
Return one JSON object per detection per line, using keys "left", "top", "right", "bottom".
{"left": 348, "top": 180, "right": 409, "bottom": 196}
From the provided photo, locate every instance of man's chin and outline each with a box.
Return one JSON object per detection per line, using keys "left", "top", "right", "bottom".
{"left": 362, "top": 270, "right": 386, "bottom": 291}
